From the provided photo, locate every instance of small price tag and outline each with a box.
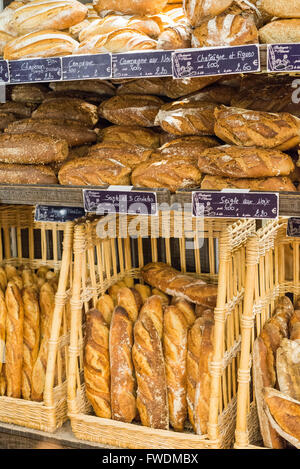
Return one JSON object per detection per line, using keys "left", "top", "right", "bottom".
{"left": 62, "top": 53, "right": 112, "bottom": 80}
{"left": 112, "top": 50, "right": 173, "bottom": 78}
{"left": 172, "top": 44, "right": 260, "bottom": 79}
{"left": 0, "top": 60, "right": 9, "bottom": 83}
{"left": 9, "top": 57, "right": 62, "bottom": 83}
{"left": 287, "top": 218, "right": 300, "bottom": 238}
{"left": 192, "top": 191, "right": 279, "bottom": 219}
{"left": 83, "top": 189, "right": 158, "bottom": 215}
{"left": 267, "top": 44, "right": 300, "bottom": 72}
{"left": 35, "top": 205, "right": 85, "bottom": 222}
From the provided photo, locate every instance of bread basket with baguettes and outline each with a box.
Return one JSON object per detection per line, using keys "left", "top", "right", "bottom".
{"left": 0, "top": 205, "right": 73, "bottom": 432}
{"left": 235, "top": 219, "right": 300, "bottom": 449}
{"left": 67, "top": 212, "right": 255, "bottom": 449}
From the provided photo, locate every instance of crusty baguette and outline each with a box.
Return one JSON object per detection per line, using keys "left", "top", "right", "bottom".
{"left": 132, "top": 314, "right": 169, "bottom": 429}
{"left": 109, "top": 306, "right": 136, "bottom": 423}
{"left": 96, "top": 294, "right": 114, "bottom": 326}
{"left": 171, "top": 297, "right": 196, "bottom": 326}
{"left": 22, "top": 287, "right": 40, "bottom": 400}
{"left": 5, "top": 281, "right": 24, "bottom": 398}
{"left": 141, "top": 262, "right": 217, "bottom": 307}
{"left": 117, "top": 287, "right": 142, "bottom": 322}
{"left": 186, "top": 317, "right": 202, "bottom": 430}
{"left": 163, "top": 305, "right": 188, "bottom": 431}
{"left": 139, "top": 295, "right": 163, "bottom": 339}
{"left": 39, "top": 282, "right": 55, "bottom": 342}
{"left": 4, "top": 265, "right": 17, "bottom": 280}
{"left": 134, "top": 284, "right": 151, "bottom": 303}
{"left": 84, "top": 309, "right": 111, "bottom": 418}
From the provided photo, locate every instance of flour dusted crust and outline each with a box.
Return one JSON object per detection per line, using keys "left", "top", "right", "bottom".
{"left": 100, "top": 125, "right": 160, "bottom": 149}
{"left": 200, "top": 175, "right": 297, "bottom": 192}
{"left": 99, "top": 94, "right": 164, "bottom": 127}
{"left": 192, "top": 13, "right": 258, "bottom": 48}
{"left": 184, "top": 0, "right": 233, "bottom": 27}
{"left": 157, "top": 24, "right": 191, "bottom": 49}
{"left": 259, "top": 19, "right": 300, "bottom": 44}
{"left": 11, "top": 0, "right": 88, "bottom": 34}
{"left": 117, "top": 78, "right": 166, "bottom": 97}
{"left": 155, "top": 100, "right": 217, "bottom": 136}
{"left": 94, "top": 0, "right": 168, "bottom": 16}
{"left": 3, "top": 29, "right": 79, "bottom": 60}
{"left": 197, "top": 145, "right": 295, "bottom": 179}
{"left": 87, "top": 142, "right": 153, "bottom": 169}
{"left": 214, "top": 106, "right": 300, "bottom": 151}
{"left": 77, "top": 29, "right": 157, "bottom": 54}
{"left": 276, "top": 339, "right": 300, "bottom": 402}
{"left": 159, "top": 136, "right": 219, "bottom": 158}
{"left": 163, "top": 76, "right": 222, "bottom": 99}
{"left": 110, "top": 306, "right": 136, "bottom": 423}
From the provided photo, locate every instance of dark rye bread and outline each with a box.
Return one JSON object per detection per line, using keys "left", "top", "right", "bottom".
{"left": 32, "top": 98, "right": 99, "bottom": 128}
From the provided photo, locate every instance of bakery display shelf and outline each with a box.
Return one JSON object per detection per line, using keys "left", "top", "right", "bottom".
{"left": 0, "top": 184, "right": 170, "bottom": 208}
{"left": 175, "top": 190, "right": 300, "bottom": 218}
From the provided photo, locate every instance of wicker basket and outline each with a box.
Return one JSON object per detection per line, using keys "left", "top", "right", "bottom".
{"left": 67, "top": 212, "right": 256, "bottom": 449}
{"left": 234, "top": 218, "right": 300, "bottom": 449}
{"left": 0, "top": 205, "right": 73, "bottom": 432}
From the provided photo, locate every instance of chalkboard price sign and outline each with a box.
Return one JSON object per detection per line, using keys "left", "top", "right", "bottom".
{"left": 172, "top": 44, "right": 260, "bottom": 79}
{"left": 287, "top": 218, "right": 300, "bottom": 237}
{"left": 192, "top": 191, "right": 279, "bottom": 219}
{"left": 35, "top": 205, "right": 85, "bottom": 223}
{"left": 62, "top": 54, "right": 112, "bottom": 80}
{"left": 112, "top": 50, "right": 173, "bottom": 78}
{"left": 9, "top": 57, "right": 62, "bottom": 83}
{"left": 267, "top": 44, "right": 300, "bottom": 72}
{"left": 0, "top": 60, "right": 9, "bottom": 83}
{"left": 84, "top": 189, "right": 158, "bottom": 215}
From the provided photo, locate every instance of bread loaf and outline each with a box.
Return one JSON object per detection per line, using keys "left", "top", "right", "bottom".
{"left": 0, "top": 113, "right": 16, "bottom": 130}
{"left": 5, "top": 281, "right": 24, "bottom": 398}
{"left": 11, "top": 84, "right": 49, "bottom": 104}
{"left": 159, "top": 136, "right": 219, "bottom": 158}
{"left": 214, "top": 106, "right": 300, "bottom": 151}
{"left": 110, "top": 306, "right": 136, "bottom": 423}
{"left": 117, "top": 78, "right": 166, "bottom": 97}
{"left": 0, "top": 289, "right": 7, "bottom": 374}
{"left": 263, "top": 387, "right": 300, "bottom": 449}
{"left": 152, "top": 288, "right": 169, "bottom": 306}
{"left": 0, "top": 164, "right": 57, "bottom": 185}
{"left": 198, "top": 145, "right": 295, "bottom": 178}
{"left": 171, "top": 297, "right": 196, "bottom": 326}
{"left": 184, "top": 0, "right": 233, "bottom": 27}
{"left": 5, "top": 118, "right": 97, "bottom": 148}
{"left": 141, "top": 262, "right": 218, "bottom": 307}
{"left": 58, "top": 155, "right": 131, "bottom": 186}
{"left": 3, "top": 30, "right": 79, "bottom": 60}
{"left": 131, "top": 152, "right": 202, "bottom": 192}
{"left": 186, "top": 317, "right": 202, "bottom": 430}
{"left": 139, "top": 295, "right": 163, "bottom": 338}
{"left": 99, "top": 95, "right": 163, "bottom": 127}
{"left": 188, "top": 85, "right": 236, "bottom": 106}
{"left": 77, "top": 29, "right": 157, "bottom": 54}
{"left": 200, "top": 175, "right": 297, "bottom": 192}
{"left": 0, "top": 268, "right": 7, "bottom": 292}
{"left": 0, "top": 3, "right": 21, "bottom": 37}
{"left": 12, "top": 0, "right": 88, "bottom": 34}
{"left": 260, "top": 0, "right": 300, "bottom": 18}
{"left": 100, "top": 125, "right": 160, "bottom": 149}
{"left": 116, "top": 287, "right": 141, "bottom": 323}
{"left": 39, "top": 282, "right": 55, "bottom": 342}
{"left": 132, "top": 314, "right": 169, "bottom": 429}
{"left": 5, "top": 265, "right": 18, "bottom": 281}
{"left": 259, "top": 19, "right": 300, "bottom": 44}
{"left": 49, "top": 80, "right": 115, "bottom": 98}
{"left": 157, "top": 24, "right": 191, "bottom": 49}
{"left": 134, "top": 284, "right": 151, "bottom": 303}
{"left": 192, "top": 14, "right": 258, "bottom": 48}
{"left": 84, "top": 309, "right": 111, "bottom": 418}
{"left": 155, "top": 100, "right": 216, "bottom": 136}
{"left": 0, "top": 102, "right": 32, "bottom": 118}
{"left": 163, "top": 305, "right": 188, "bottom": 431}
{"left": 0, "top": 133, "right": 68, "bottom": 165}
{"left": 87, "top": 142, "right": 153, "bottom": 169}
{"left": 93, "top": 0, "right": 168, "bottom": 16}
{"left": 32, "top": 98, "right": 98, "bottom": 128}
{"left": 96, "top": 295, "right": 114, "bottom": 326}
{"left": 276, "top": 338, "right": 300, "bottom": 402}
{"left": 22, "top": 287, "right": 40, "bottom": 400}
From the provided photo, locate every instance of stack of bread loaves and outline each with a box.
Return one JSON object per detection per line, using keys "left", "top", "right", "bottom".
{"left": 253, "top": 296, "right": 300, "bottom": 448}
{"left": 0, "top": 264, "right": 62, "bottom": 402}
{"left": 84, "top": 261, "right": 218, "bottom": 433}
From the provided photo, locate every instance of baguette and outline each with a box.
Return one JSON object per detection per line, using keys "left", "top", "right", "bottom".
{"left": 171, "top": 297, "right": 196, "bottom": 326}
{"left": 93, "top": 0, "right": 168, "bottom": 16}
{"left": 155, "top": 100, "right": 216, "bottom": 136}
{"left": 100, "top": 125, "right": 160, "bottom": 149}
{"left": 109, "top": 306, "right": 136, "bottom": 423}
{"left": 99, "top": 95, "right": 163, "bottom": 128}
{"left": 186, "top": 317, "right": 202, "bottom": 430}
{"left": 76, "top": 29, "right": 157, "bottom": 54}
{"left": 108, "top": 281, "right": 127, "bottom": 305}
{"left": 163, "top": 305, "right": 188, "bottom": 431}
{"left": 84, "top": 309, "right": 111, "bottom": 418}
{"left": 132, "top": 315, "right": 169, "bottom": 429}
{"left": 5, "top": 265, "right": 18, "bottom": 281}
{"left": 116, "top": 287, "right": 141, "bottom": 323}
{"left": 0, "top": 289, "right": 7, "bottom": 374}
{"left": 3, "top": 29, "right": 79, "bottom": 60}
{"left": 141, "top": 262, "right": 217, "bottom": 307}
{"left": 96, "top": 295, "right": 114, "bottom": 326}
{"left": 0, "top": 164, "right": 57, "bottom": 185}
{"left": 134, "top": 284, "right": 151, "bottom": 303}
{"left": 200, "top": 175, "right": 297, "bottom": 192}
{"left": 276, "top": 339, "right": 300, "bottom": 402}
{"left": 39, "top": 282, "right": 55, "bottom": 342}
{"left": 214, "top": 106, "right": 300, "bottom": 151}
{"left": 5, "top": 281, "right": 24, "bottom": 398}
{"left": 139, "top": 295, "right": 163, "bottom": 338}
{"left": 0, "top": 268, "right": 7, "bottom": 292}
{"left": 32, "top": 98, "right": 98, "bottom": 128}
{"left": 12, "top": 0, "right": 88, "bottom": 34}
{"left": 22, "top": 287, "right": 40, "bottom": 400}
{"left": 198, "top": 145, "right": 295, "bottom": 179}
